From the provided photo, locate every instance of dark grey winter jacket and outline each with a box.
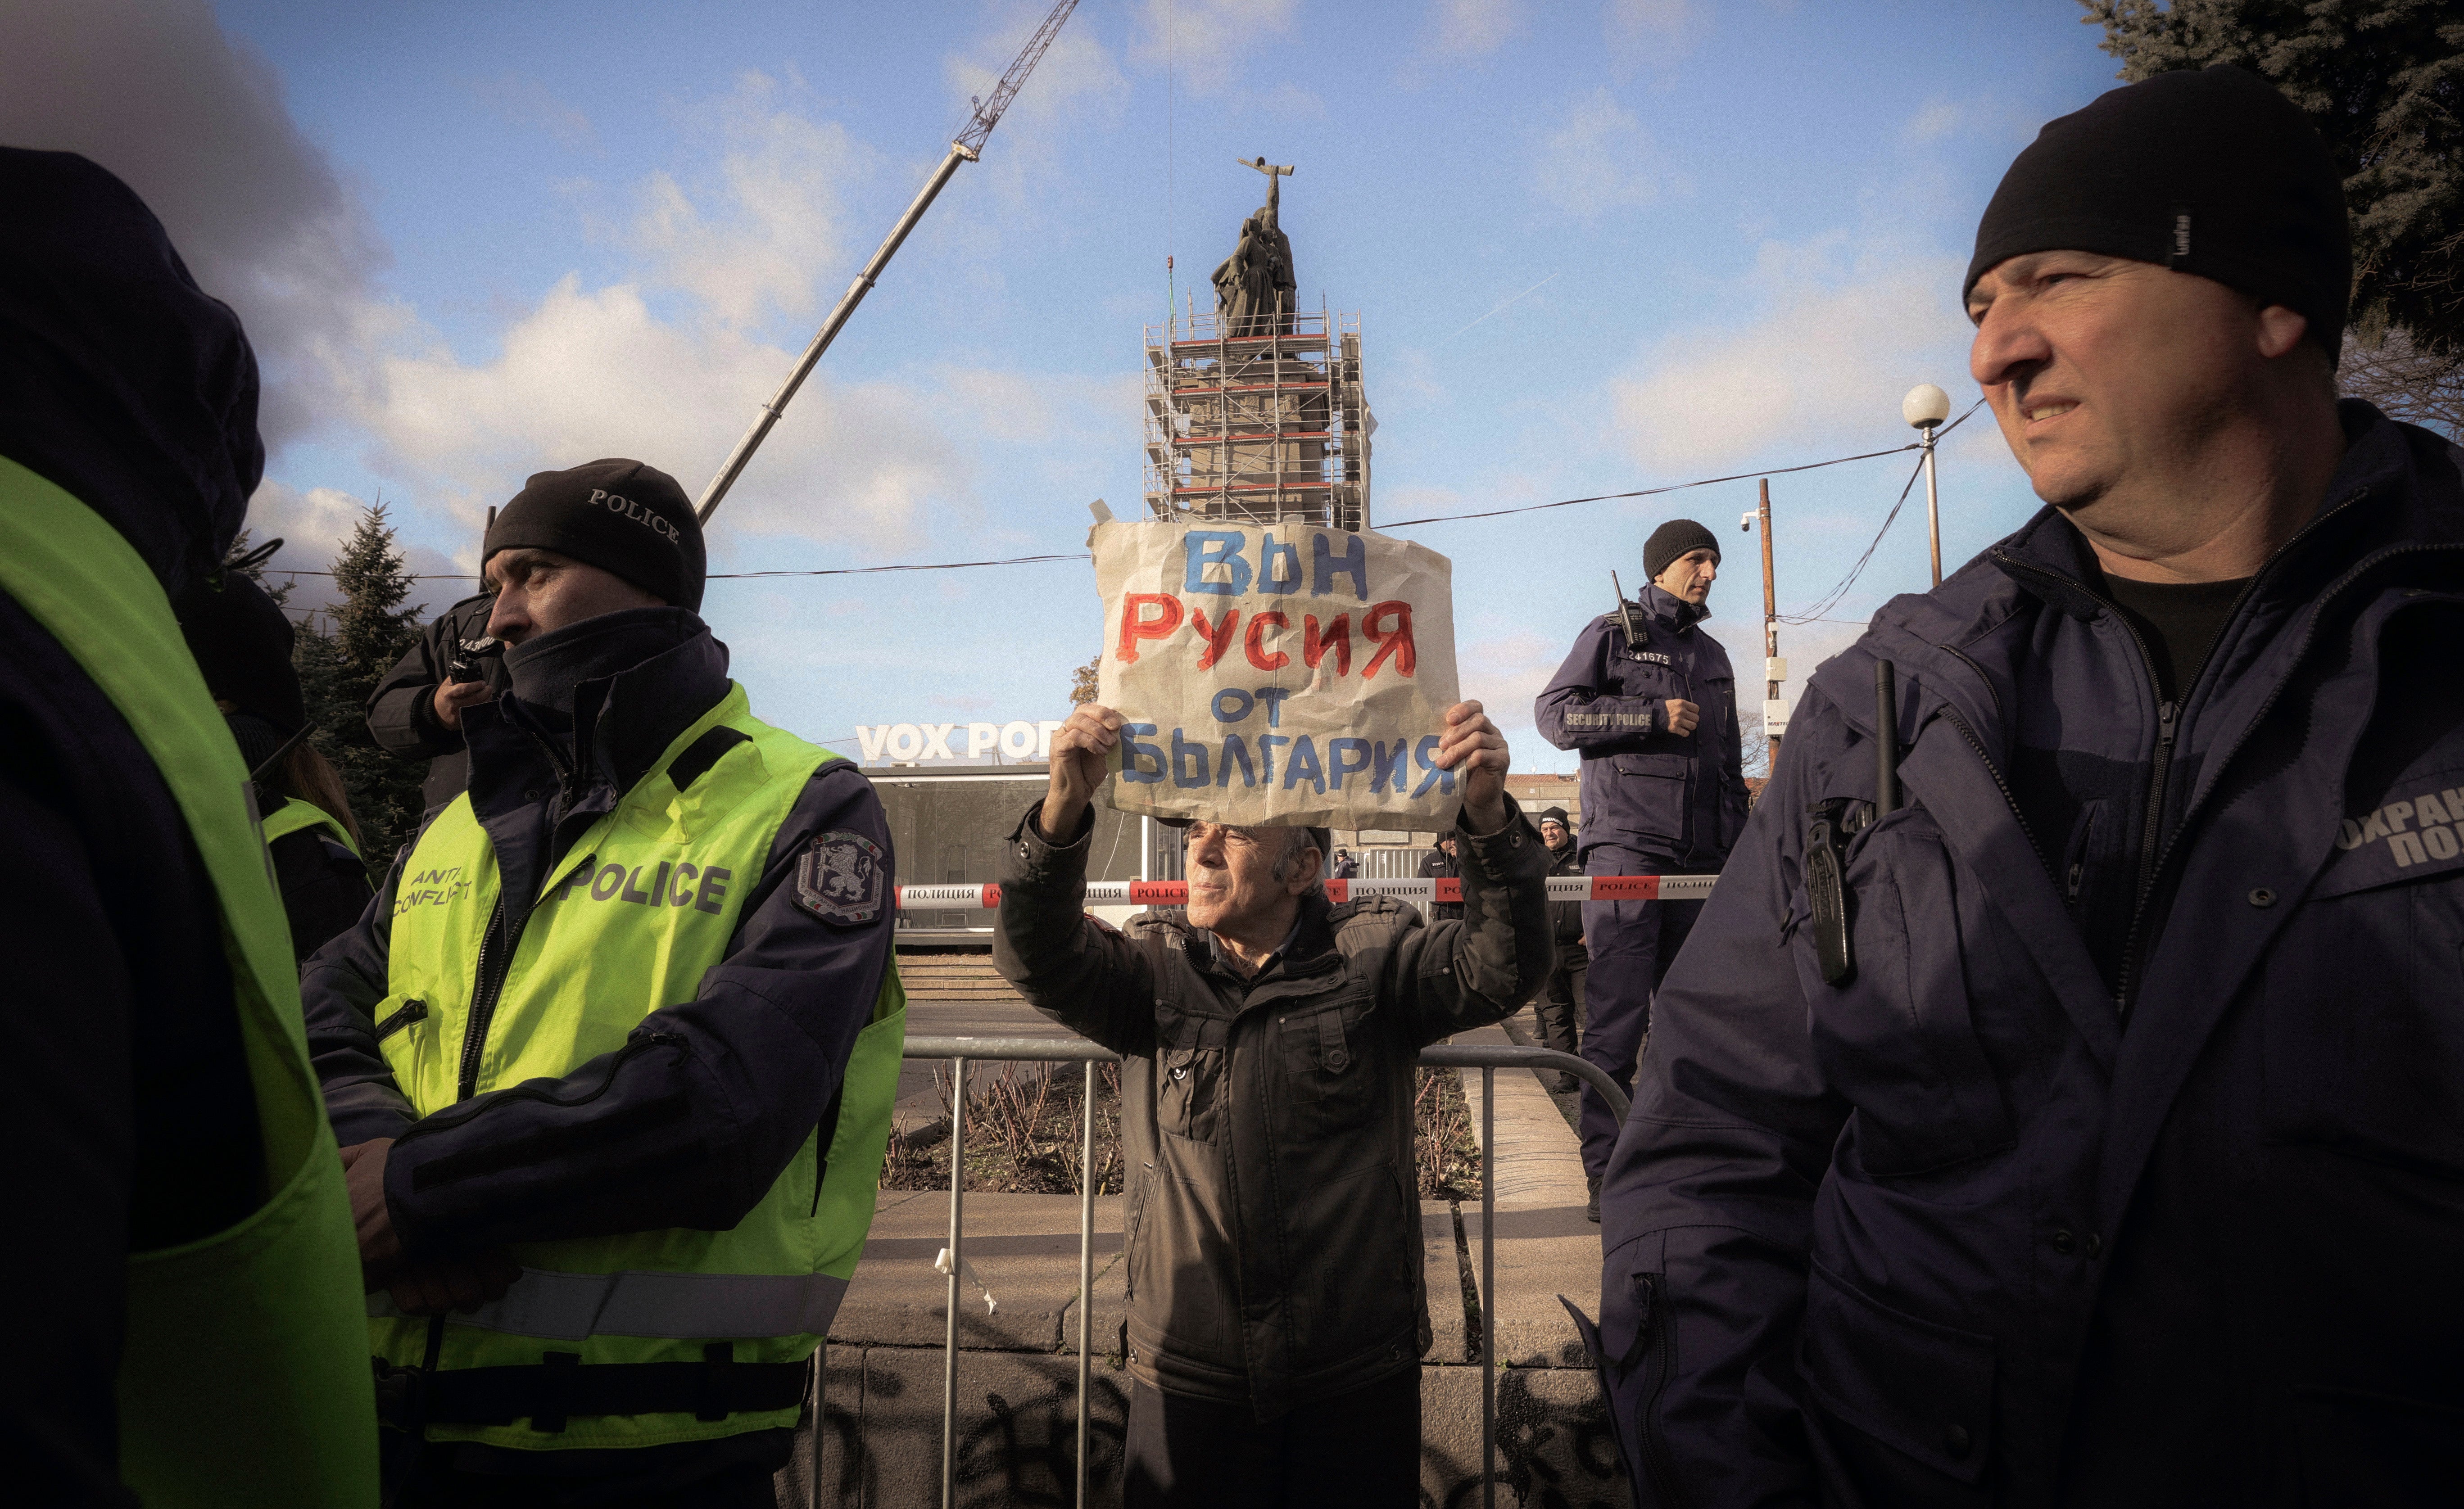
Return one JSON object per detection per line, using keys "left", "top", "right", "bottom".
{"left": 994, "top": 796, "right": 1554, "bottom": 1419}
{"left": 1593, "top": 404, "right": 2464, "bottom": 1506}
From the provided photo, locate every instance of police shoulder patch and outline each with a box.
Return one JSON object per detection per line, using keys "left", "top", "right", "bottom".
{"left": 794, "top": 831, "right": 888, "bottom": 925}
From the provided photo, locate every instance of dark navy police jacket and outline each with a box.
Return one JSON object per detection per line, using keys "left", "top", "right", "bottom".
{"left": 1536, "top": 583, "right": 1748, "bottom": 867}
{"left": 1593, "top": 404, "right": 2464, "bottom": 1506}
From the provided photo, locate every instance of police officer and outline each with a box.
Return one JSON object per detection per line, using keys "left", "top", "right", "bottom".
{"left": 1534, "top": 806, "right": 1585, "bottom": 1092}
{"left": 299, "top": 461, "right": 905, "bottom": 1504}
{"left": 1418, "top": 829, "right": 1465, "bottom": 919}
{"left": 177, "top": 563, "right": 375, "bottom": 961}
{"left": 1, "top": 148, "right": 375, "bottom": 1504}
{"left": 1536, "top": 520, "right": 1746, "bottom": 1219}
{"left": 1595, "top": 67, "right": 2464, "bottom": 1502}
{"left": 366, "top": 587, "right": 509, "bottom": 811}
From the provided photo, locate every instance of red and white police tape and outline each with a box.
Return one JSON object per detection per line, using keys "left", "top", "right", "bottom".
{"left": 892, "top": 875, "right": 1718, "bottom": 909}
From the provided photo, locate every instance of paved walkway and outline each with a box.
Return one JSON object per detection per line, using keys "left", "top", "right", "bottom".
{"left": 1456, "top": 1013, "right": 1605, "bottom": 1369}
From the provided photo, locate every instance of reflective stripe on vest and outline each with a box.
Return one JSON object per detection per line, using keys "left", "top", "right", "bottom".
{"left": 262, "top": 794, "right": 361, "bottom": 858}
{"left": 374, "top": 680, "right": 904, "bottom": 1452}
{"left": 367, "top": 1266, "right": 849, "bottom": 1341}
{"left": 0, "top": 455, "right": 378, "bottom": 1506}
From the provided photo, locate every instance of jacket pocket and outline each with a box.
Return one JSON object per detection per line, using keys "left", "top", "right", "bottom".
{"left": 1802, "top": 810, "right": 2016, "bottom": 1177}
{"left": 1277, "top": 991, "right": 1379, "bottom": 1133}
{"left": 2262, "top": 866, "right": 2464, "bottom": 1177}
{"left": 1128, "top": 1126, "right": 1238, "bottom": 1355}
{"left": 1802, "top": 1258, "right": 1995, "bottom": 1489}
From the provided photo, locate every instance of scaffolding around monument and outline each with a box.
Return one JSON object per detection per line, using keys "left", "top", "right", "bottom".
{"left": 1141, "top": 299, "right": 1370, "bottom": 532}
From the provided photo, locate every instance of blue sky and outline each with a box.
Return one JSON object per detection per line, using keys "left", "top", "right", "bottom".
{"left": 11, "top": 1, "right": 2125, "bottom": 772}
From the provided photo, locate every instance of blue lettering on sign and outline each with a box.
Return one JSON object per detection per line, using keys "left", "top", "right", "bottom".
{"left": 1411, "top": 734, "right": 1457, "bottom": 798}
{"left": 1171, "top": 728, "right": 1210, "bottom": 788}
{"left": 1372, "top": 739, "right": 1410, "bottom": 794}
{"left": 1121, "top": 723, "right": 1165, "bottom": 783}
{"left": 1257, "top": 687, "right": 1292, "bottom": 727}
{"left": 1327, "top": 737, "right": 1372, "bottom": 790}
{"left": 1257, "top": 733, "right": 1289, "bottom": 786}
{"left": 1184, "top": 531, "right": 1252, "bottom": 596}
{"left": 1260, "top": 533, "right": 1302, "bottom": 594}
{"left": 1211, "top": 687, "right": 1255, "bottom": 723}
{"left": 1313, "top": 531, "right": 1367, "bottom": 600}
{"left": 1217, "top": 735, "right": 1257, "bottom": 788}
{"left": 1283, "top": 736, "right": 1325, "bottom": 793}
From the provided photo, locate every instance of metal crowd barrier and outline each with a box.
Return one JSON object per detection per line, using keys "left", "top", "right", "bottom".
{"left": 887, "top": 1034, "right": 1633, "bottom": 1509}
{"left": 891, "top": 874, "right": 1719, "bottom": 910}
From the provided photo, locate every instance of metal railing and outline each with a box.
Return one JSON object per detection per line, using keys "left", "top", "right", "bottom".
{"left": 888, "top": 1034, "right": 1631, "bottom": 1509}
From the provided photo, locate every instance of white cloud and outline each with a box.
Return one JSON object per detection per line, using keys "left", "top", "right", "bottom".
{"left": 1459, "top": 629, "right": 1564, "bottom": 732}
{"left": 0, "top": 0, "right": 390, "bottom": 451}
{"left": 1128, "top": 0, "right": 1300, "bottom": 95}
{"left": 1608, "top": 232, "right": 1976, "bottom": 473}
{"left": 1531, "top": 89, "right": 1675, "bottom": 221}
{"left": 349, "top": 276, "right": 966, "bottom": 558}
{"left": 470, "top": 72, "right": 597, "bottom": 150}
{"left": 1426, "top": 0, "right": 1523, "bottom": 59}
{"left": 1606, "top": 0, "right": 1706, "bottom": 74}
{"left": 616, "top": 72, "right": 875, "bottom": 330}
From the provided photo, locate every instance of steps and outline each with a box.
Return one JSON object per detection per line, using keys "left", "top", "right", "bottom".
{"left": 896, "top": 949, "right": 1028, "bottom": 1003}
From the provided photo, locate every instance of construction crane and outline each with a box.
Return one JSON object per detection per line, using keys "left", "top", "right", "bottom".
{"left": 694, "top": 0, "right": 1081, "bottom": 523}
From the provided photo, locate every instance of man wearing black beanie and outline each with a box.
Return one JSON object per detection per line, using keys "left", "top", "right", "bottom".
{"left": 1596, "top": 65, "right": 2464, "bottom": 1506}
{"left": 1537, "top": 517, "right": 1746, "bottom": 1219}
{"left": 301, "top": 457, "right": 907, "bottom": 1502}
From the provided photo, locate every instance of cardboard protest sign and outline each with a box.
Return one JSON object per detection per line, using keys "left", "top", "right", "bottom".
{"left": 1090, "top": 520, "right": 1461, "bottom": 828}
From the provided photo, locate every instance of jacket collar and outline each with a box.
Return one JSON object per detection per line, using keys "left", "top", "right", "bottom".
{"left": 1640, "top": 582, "right": 1707, "bottom": 633}
{"left": 463, "top": 616, "right": 732, "bottom": 836}
{"left": 1192, "top": 890, "right": 1339, "bottom": 987}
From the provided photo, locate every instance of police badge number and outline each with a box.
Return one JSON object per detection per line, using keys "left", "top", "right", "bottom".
{"left": 796, "top": 831, "right": 887, "bottom": 925}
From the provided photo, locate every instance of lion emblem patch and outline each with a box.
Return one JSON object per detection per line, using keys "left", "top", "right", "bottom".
{"left": 794, "top": 831, "right": 887, "bottom": 925}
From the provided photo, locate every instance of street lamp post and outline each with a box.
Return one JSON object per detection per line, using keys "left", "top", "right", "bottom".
{"left": 1902, "top": 383, "right": 1952, "bottom": 586}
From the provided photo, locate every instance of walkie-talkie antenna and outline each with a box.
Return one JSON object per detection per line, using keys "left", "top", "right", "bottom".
{"left": 693, "top": 0, "right": 1082, "bottom": 524}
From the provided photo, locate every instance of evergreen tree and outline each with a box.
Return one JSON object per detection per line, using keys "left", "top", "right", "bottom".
{"left": 302, "top": 504, "right": 430, "bottom": 872}
{"left": 2080, "top": 1, "right": 2464, "bottom": 399}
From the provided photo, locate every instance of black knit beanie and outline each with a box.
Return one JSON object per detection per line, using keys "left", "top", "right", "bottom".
{"left": 175, "top": 568, "right": 305, "bottom": 732}
{"left": 1966, "top": 65, "right": 2349, "bottom": 363}
{"left": 484, "top": 459, "right": 705, "bottom": 610}
{"left": 1539, "top": 806, "right": 1570, "bottom": 827}
{"left": 1644, "top": 519, "right": 1720, "bottom": 582}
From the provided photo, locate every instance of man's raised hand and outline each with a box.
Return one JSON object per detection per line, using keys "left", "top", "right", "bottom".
{"left": 1434, "top": 700, "right": 1511, "bottom": 834}
{"left": 1041, "top": 704, "right": 1127, "bottom": 841}
{"left": 1663, "top": 698, "right": 1701, "bottom": 738}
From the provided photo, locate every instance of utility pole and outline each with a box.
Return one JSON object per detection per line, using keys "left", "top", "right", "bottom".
{"left": 694, "top": 0, "right": 1081, "bottom": 525}
{"left": 1758, "top": 478, "right": 1785, "bottom": 768}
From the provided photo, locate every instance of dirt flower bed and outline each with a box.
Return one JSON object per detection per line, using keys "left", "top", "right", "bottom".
{"left": 881, "top": 1062, "right": 1484, "bottom": 1200}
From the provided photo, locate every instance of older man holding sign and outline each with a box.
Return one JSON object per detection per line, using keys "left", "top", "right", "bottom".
{"left": 994, "top": 521, "right": 1553, "bottom": 1508}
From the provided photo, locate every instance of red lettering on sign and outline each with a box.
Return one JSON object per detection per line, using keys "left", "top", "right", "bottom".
{"left": 1190, "top": 607, "right": 1241, "bottom": 669}
{"left": 1303, "top": 613, "right": 1351, "bottom": 677}
{"left": 1362, "top": 600, "right": 1416, "bottom": 681}
{"left": 1129, "top": 881, "right": 1191, "bottom": 905}
{"left": 1587, "top": 875, "right": 1662, "bottom": 900}
{"left": 1323, "top": 878, "right": 1350, "bottom": 904}
{"left": 1245, "top": 611, "right": 1291, "bottom": 671}
{"left": 1436, "top": 877, "right": 1462, "bottom": 904}
{"left": 1116, "top": 594, "right": 1183, "bottom": 664}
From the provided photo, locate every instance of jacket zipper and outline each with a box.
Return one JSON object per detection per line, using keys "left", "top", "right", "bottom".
{"left": 1629, "top": 1272, "right": 1689, "bottom": 1508}
{"left": 450, "top": 849, "right": 593, "bottom": 1102}
{"left": 1991, "top": 483, "right": 2436, "bottom": 1017}
{"left": 1934, "top": 704, "right": 2055, "bottom": 881}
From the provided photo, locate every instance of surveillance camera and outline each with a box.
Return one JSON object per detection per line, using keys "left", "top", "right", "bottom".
{"left": 1740, "top": 511, "right": 1757, "bottom": 531}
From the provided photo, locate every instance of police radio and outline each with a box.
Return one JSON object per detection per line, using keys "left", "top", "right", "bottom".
{"left": 1610, "top": 571, "right": 1646, "bottom": 652}
{"left": 448, "top": 634, "right": 503, "bottom": 684}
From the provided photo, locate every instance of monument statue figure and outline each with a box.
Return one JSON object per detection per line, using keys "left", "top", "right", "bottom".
{"left": 1212, "top": 156, "right": 1296, "bottom": 336}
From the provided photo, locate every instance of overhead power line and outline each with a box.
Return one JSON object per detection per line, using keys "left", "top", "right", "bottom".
{"left": 271, "top": 403, "right": 1989, "bottom": 617}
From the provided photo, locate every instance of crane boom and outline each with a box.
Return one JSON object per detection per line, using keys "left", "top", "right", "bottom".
{"left": 695, "top": 0, "right": 1082, "bottom": 524}
{"left": 957, "top": 0, "right": 1079, "bottom": 153}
